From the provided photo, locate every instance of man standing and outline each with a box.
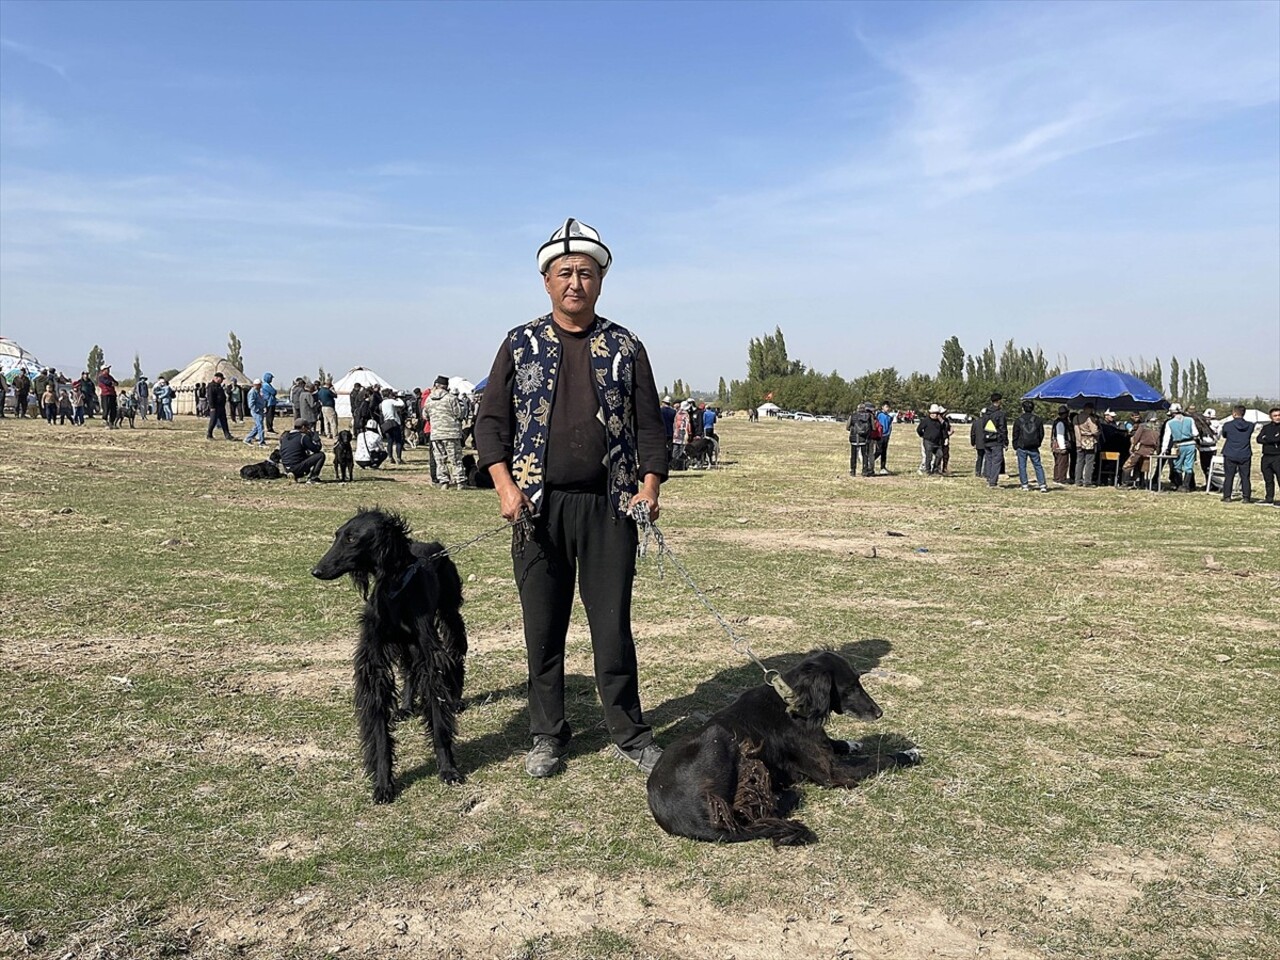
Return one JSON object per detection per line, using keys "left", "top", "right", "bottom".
{"left": 979, "top": 393, "right": 1008, "bottom": 488}
{"left": 316, "top": 379, "right": 338, "bottom": 438}
{"left": 297, "top": 380, "right": 320, "bottom": 429}
{"left": 1161, "top": 404, "right": 1197, "bottom": 492}
{"left": 205, "top": 372, "right": 235, "bottom": 440}
{"left": 1011, "top": 400, "right": 1049, "bottom": 492}
{"left": 659, "top": 396, "right": 676, "bottom": 455}
{"left": 226, "top": 377, "right": 243, "bottom": 423}
{"left": 13, "top": 368, "right": 31, "bottom": 417}
{"left": 261, "top": 372, "right": 279, "bottom": 433}
{"left": 702, "top": 403, "right": 719, "bottom": 465}
{"left": 425, "top": 375, "right": 465, "bottom": 487}
{"left": 1124, "top": 415, "right": 1162, "bottom": 489}
{"left": 1256, "top": 407, "right": 1280, "bottom": 506}
{"left": 847, "top": 402, "right": 876, "bottom": 477}
{"left": 874, "top": 401, "right": 893, "bottom": 475}
{"left": 279, "top": 418, "right": 326, "bottom": 483}
{"left": 916, "top": 405, "right": 946, "bottom": 474}
{"left": 1073, "top": 403, "right": 1103, "bottom": 487}
{"left": 244, "top": 378, "right": 267, "bottom": 446}
{"left": 135, "top": 375, "right": 151, "bottom": 420}
{"left": 475, "top": 218, "right": 667, "bottom": 778}
{"left": 1050, "top": 405, "right": 1076, "bottom": 484}
{"left": 1218, "top": 406, "right": 1256, "bottom": 503}
{"left": 97, "top": 365, "right": 119, "bottom": 428}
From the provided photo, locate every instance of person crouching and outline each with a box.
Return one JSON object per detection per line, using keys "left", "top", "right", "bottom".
{"left": 279, "top": 418, "right": 326, "bottom": 483}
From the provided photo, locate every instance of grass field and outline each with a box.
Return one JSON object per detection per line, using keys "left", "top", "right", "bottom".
{"left": 1, "top": 413, "right": 1276, "bottom": 960}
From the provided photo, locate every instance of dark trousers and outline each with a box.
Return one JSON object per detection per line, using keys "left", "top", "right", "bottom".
{"left": 1262, "top": 454, "right": 1280, "bottom": 502}
{"left": 289, "top": 452, "right": 326, "bottom": 479}
{"left": 513, "top": 490, "right": 651, "bottom": 752}
{"left": 875, "top": 437, "right": 889, "bottom": 471}
{"left": 43, "top": 403, "right": 56, "bottom": 423}
{"left": 16, "top": 391, "right": 29, "bottom": 416}
{"left": 100, "top": 395, "right": 118, "bottom": 425}
{"left": 922, "top": 440, "right": 942, "bottom": 474}
{"left": 1222, "top": 457, "right": 1252, "bottom": 501}
{"left": 207, "top": 406, "right": 231, "bottom": 438}
{"left": 982, "top": 445, "right": 1003, "bottom": 486}
{"left": 228, "top": 400, "right": 241, "bottom": 422}
{"left": 266, "top": 406, "right": 277, "bottom": 432}
{"left": 1052, "top": 449, "right": 1073, "bottom": 483}
{"left": 974, "top": 448, "right": 985, "bottom": 476}
{"left": 849, "top": 440, "right": 874, "bottom": 475}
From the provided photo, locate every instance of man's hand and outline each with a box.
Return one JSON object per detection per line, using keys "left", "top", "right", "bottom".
{"left": 488, "top": 463, "right": 534, "bottom": 521}
{"left": 628, "top": 474, "right": 662, "bottom": 522}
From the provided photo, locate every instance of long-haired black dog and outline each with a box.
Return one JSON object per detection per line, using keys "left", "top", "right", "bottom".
{"left": 647, "top": 650, "right": 921, "bottom": 846}
{"left": 311, "top": 508, "right": 468, "bottom": 802}
{"left": 333, "top": 430, "right": 355, "bottom": 483}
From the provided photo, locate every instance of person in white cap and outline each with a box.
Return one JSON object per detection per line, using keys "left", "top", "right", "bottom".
{"left": 916, "top": 404, "right": 947, "bottom": 474}
{"left": 475, "top": 218, "right": 668, "bottom": 778}
{"left": 244, "top": 378, "right": 268, "bottom": 447}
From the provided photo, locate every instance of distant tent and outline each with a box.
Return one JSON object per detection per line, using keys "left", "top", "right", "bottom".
{"left": 169, "top": 355, "right": 251, "bottom": 415}
{"left": 757, "top": 402, "right": 781, "bottom": 418}
{"left": 332, "top": 366, "right": 395, "bottom": 419}
{"left": 0, "top": 336, "right": 45, "bottom": 381}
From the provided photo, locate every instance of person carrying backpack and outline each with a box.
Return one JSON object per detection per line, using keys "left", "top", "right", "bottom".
{"left": 847, "top": 402, "right": 876, "bottom": 477}
{"left": 1012, "top": 400, "right": 1049, "bottom": 492}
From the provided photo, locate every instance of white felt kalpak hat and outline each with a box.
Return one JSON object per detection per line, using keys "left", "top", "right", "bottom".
{"left": 538, "top": 218, "right": 612, "bottom": 276}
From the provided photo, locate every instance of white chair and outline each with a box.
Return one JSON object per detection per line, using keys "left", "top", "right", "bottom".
{"left": 1204, "top": 455, "right": 1226, "bottom": 495}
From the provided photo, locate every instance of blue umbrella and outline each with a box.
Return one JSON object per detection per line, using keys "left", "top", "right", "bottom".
{"left": 473, "top": 376, "right": 488, "bottom": 393}
{"left": 1023, "top": 369, "right": 1169, "bottom": 410}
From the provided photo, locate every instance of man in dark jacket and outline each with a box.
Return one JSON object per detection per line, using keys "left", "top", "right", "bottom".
{"left": 978, "top": 392, "right": 1008, "bottom": 488}
{"left": 279, "top": 418, "right": 325, "bottom": 482}
{"left": 1012, "top": 400, "right": 1048, "bottom": 492}
{"left": 205, "top": 372, "right": 235, "bottom": 440}
{"left": 13, "top": 368, "right": 32, "bottom": 417}
{"left": 1219, "top": 406, "right": 1256, "bottom": 503}
{"left": 97, "top": 365, "right": 119, "bottom": 428}
{"left": 1256, "top": 407, "right": 1280, "bottom": 505}
{"left": 916, "top": 404, "right": 947, "bottom": 474}
{"left": 847, "top": 402, "right": 876, "bottom": 477}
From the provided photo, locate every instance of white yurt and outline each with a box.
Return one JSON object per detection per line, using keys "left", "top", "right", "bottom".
{"left": 169, "top": 355, "right": 251, "bottom": 415}
{"left": 756, "top": 401, "right": 781, "bottom": 418}
{"left": 332, "top": 366, "right": 395, "bottom": 419}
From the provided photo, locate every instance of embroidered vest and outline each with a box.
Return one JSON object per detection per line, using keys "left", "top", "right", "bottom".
{"left": 506, "top": 314, "right": 639, "bottom": 517}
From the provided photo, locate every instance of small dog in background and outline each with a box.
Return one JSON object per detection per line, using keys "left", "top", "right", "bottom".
{"left": 240, "top": 449, "right": 283, "bottom": 480}
{"left": 333, "top": 430, "right": 355, "bottom": 483}
{"left": 647, "top": 650, "right": 921, "bottom": 846}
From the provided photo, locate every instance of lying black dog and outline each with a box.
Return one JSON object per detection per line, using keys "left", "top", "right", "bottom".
{"left": 333, "top": 430, "right": 355, "bottom": 483}
{"left": 239, "top": 449, "right": 283, "bottom": 480}
{"left": 461, "top": 453, "right": 493, "bottom": 489}
{"left": 647, "top": 650, "right": 921, "bottom": 846}
{"left": 311, "top": 508, "right": 468, "bottom": 802}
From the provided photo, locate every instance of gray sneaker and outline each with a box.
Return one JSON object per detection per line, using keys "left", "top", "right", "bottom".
{"left": 524, "top": 736, "right": 566, "bottom": 778}
{"left": 613, "top": 742, "right": 663, "bottom": 775}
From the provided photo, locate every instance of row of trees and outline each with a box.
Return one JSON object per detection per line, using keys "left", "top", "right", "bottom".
{"left": 714, "top": 327, "right": 1217, "bottom": 417}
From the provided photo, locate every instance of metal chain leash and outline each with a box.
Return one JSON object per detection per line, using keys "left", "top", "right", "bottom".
{"left": 419, "top": 508, "right": 535, "bottom": 563}
{"left": 629, "top": 501, "right": 796, "bottom": 708}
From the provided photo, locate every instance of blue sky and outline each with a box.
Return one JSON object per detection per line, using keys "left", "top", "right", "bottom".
{"left": 2, "top": 0, "right": 1277, "bottom": 396}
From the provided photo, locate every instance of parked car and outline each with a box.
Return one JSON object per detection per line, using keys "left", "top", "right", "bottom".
{"left": 793, "top": 411, "right": 817, "bottom": 421}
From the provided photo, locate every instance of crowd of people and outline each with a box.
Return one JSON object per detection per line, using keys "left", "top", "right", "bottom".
{"left": 847, "top": 394, "right": 1280, "bottom": 505}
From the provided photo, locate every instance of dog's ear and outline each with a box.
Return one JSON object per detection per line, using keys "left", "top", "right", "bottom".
{"left": 789, "top": 661, "right": 835, "bottom": 725}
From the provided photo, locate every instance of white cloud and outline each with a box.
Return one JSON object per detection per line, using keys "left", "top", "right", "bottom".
{"left": 0, "top": 99, "right": 57, "bottom": 149}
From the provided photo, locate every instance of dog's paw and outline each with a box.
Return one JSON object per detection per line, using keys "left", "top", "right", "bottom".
{"left": 440, "top": 769, "right": 465, "bottom": 786}
{"left": 895, "top": 747, "right": 923, "bottom": 766}
{"left": 843, "top": 739, "right": 864, "bottom": 754}
{"left": 372, "top": 783, "right": 396, "bottom": 804}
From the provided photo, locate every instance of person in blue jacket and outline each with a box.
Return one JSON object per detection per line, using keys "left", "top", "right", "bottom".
{"left": 874, "top": 401, "right": 894, "bottom": 475}
{"left": 1218, "top": 406, "right": 1256, "bottom": 503}
{"left": 261, "top": 372, "right": 279, "bottom": 434}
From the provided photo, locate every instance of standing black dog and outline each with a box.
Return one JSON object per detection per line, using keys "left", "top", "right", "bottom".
{"left": 333, "top": 430, "right": 355, "bottom": 483}
{"left": 312, "top": 508, "right": 468, "bottom": 802}
{"left": 647, "top": 650, "right": 921, "bottom": 846}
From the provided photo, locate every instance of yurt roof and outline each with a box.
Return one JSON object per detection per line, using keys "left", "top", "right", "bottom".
{"left": 169, "top": 355, "right": 251, "bottom": 389}
{"left": 0, "top": 336, "right": 44, "bottom": 376}
{"left": 332, "top": 366, "right": 394, "bottom": 393}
